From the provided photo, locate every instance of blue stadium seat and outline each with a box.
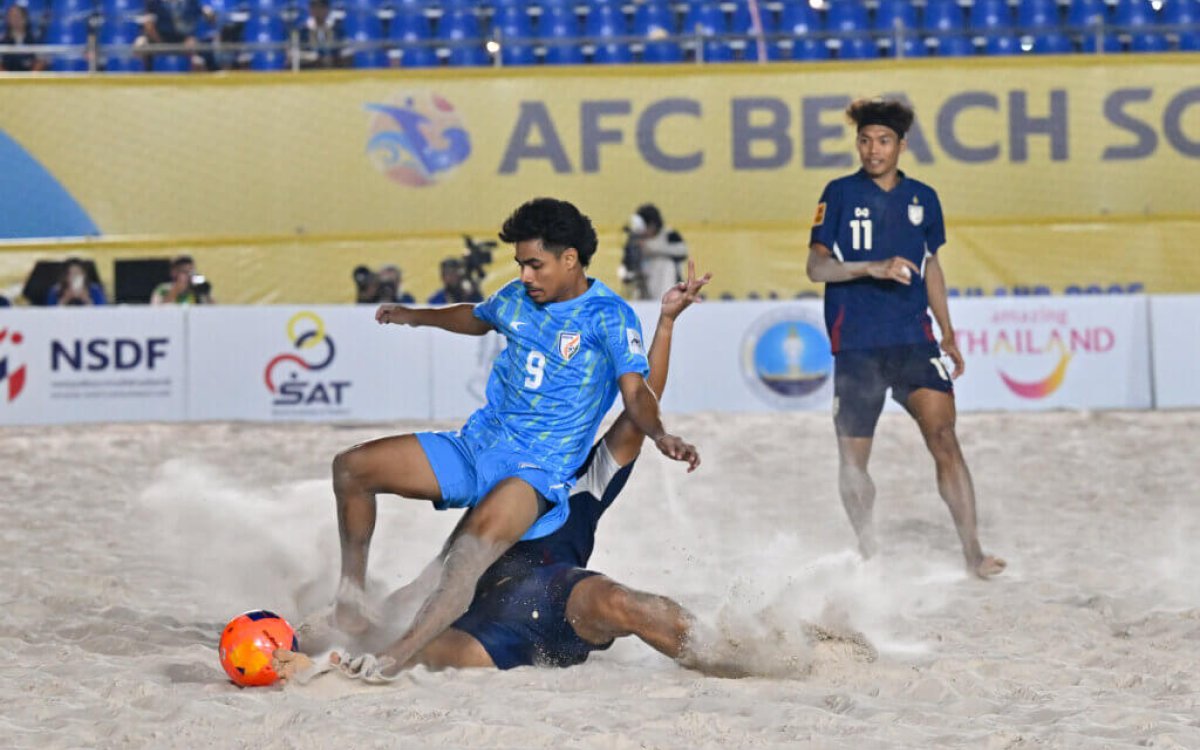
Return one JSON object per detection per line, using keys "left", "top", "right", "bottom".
{"left": 789, "top": 36, "right": 827, "bottom": 59}
{"left": 1111, "top": 0, "right": 1156, "bottom": 26}
{"left": 681, "top": 1, "right": 722, "bottom": 35}
{"left": 398, "top": 44, "right": 438, "bottom": 66}
{"left": 874, "top": 0, "right": 917, "bottom": 32}
{"left": 923, "top": 0, "right": 964, "bottom": 30}
{"left": 438, "top": 8, "right": 480, "bottom": 41}
{"left": 1017, "top": 0, "right": 1060, "bottom": 29}
{"left": 1080, "top": 30, "right": 1122, "bottom": 50}
{"left": 881, "top": 33, "right": 927, "bottom": 56}
{"left": 1066, "top": 0, "right": 1108, "bottom": 29}
{"left": 344, "top": 10, "right": 386, "bottom": 67}
{"left": 1180, "top": 31, "right": 1200, "bottom": 49}
{"left": 46, "top": 18, "right": 89, "bottom": 70}
{"left": 729, "top": 1, "right": 775, "bottom": 34}
{"left": 971, "top": 0, "right": 1013, "bottom": 29}
{"left": 591, "top": 40, "right": 631, "bottom": 62}
{"left": 703, "top": 40, "right": 736, "bottom": 61}
{"left": 632, "top": 0, "right": 673, "bottom": 36}
{"left": 50, "top": 0, "right": 94, "bottom": 27}
{"left": 1160, "top": 0, "right": 1198, "bottom": 24}
{"left": 1129, "top": 31, "right": 1169, "bottom": 49}
{"left": 641, "top": 39, "right": 683, "bottom": 61}
{"left": 390, "top": 11, "right": 431, "bottom": 43}
{"left": 543, "top": 41, "right": 584, "bottom": 62}
{"left": 243, "top": 14, "right": 287, "bottom": 69}
{"left": 446, "top": 43, "right": 488, "bottom": 65}
{"left": 779, "top": 1, "right": 821, "bottom": 35}
{"left": 984, "top": 32, "right": 1021, "bottom": 53}
{"left": 541, "top": 4, "right": 579, "bottom": 38}
{"left": 101, "top": 0, "right": 139, "bottom": 26}
{"left": 499, "top": 42, "right": 537, "bottom": 64}
{"left": 493, "top": 5, "right": 532, "bottom": 41}
{"left": 836, "top": 36, "right": 875, "bottom": 57}
{"left": 1028, "top": 31, "right": 1072, "bottom": 52}
{"left": 152, "top": 53, "right": 191, "bottom": 72}
{"left": 584, "top": 1, "right": 624, "bottom": 36}
{"left": 825, "top": 0, "right": 868, "bottom": 32}
{"left": 933, "top": 33, "right": 974, "bottom": 55}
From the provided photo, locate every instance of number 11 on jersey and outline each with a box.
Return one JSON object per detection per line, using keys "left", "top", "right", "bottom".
{"left": 850, "top": 219, "right": 873, "bottom": 251}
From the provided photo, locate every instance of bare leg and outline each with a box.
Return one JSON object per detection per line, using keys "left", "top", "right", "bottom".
{"left": 566, "top": 575, "right": 752, "bottom": 678}
{"left": 330, "top": 434, "right": 442, "bottom": 632}
{"left": 906, "top": 388, "right": 1005, "bottom": 578}
{"left": 363, "top": 477, "right": 542, "bottom": 678}
{"left": 837, "top": 436, "right": 878, "bottom": 559}
{"left": 409, "top": 628, "right": 495, "bottom": 670}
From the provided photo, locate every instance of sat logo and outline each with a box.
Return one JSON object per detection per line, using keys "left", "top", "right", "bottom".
{"left": 263, "top": 312, "right": 351, "bottom": 407}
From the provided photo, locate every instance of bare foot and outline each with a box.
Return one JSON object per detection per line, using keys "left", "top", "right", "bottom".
{"left": 272, "top": 649, "right": 315, "bottom": 683}
{"left": 972, "top": 555, "right": 1007, "bottom": 579}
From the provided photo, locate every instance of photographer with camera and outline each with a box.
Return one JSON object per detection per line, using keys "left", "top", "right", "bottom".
{"left": 426, "top": 236, "right": 494, "bottom": 305}
{"left": 620, "top": 204, "right": 688, "bottom": 301}
{"left": 354, "top": 264, "right": 416, "bottom": 304}
{"left": 151, "top": 254, "right": 214, "bottom": 305}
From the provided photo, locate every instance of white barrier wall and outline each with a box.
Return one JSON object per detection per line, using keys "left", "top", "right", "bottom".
{"left": 0, "top": 307, "right": 186, "bottom": 425}
{"left": 0, "top": 296, "right": 1176, "bottom": 426}
{"left": 1149, "top": 296, "right": 1200, "bottom": 409}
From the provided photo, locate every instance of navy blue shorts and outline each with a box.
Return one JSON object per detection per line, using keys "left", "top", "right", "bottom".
{"left": 833, "top": 343, "right": 953, "bottom": 438}
{"left": 451, "top": 564, "right": 613, "bottom": 670}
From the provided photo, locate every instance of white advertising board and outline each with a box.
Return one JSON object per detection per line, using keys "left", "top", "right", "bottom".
{"left": 1149, "top": 295, "right": 1200, "bottom": 409}
{"left": 949, "top": 296, "right": 1152, "bottom": 411}
{"left": 187, "top": 306, "right": 432, "bottom": 422}
{"left": 0, "top": 307, "right": 187, "bottom": 425}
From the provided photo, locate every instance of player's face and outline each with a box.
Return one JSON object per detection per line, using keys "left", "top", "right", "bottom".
{"left": 856, "top": 125, "right": 905, "bottom": 179}
{"left": 515, "top": 239, "right": 575, "bottom": 303}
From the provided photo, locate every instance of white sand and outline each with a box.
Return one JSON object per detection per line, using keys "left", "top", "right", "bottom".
{"left": 3, "top": 411, "right": 1199, "bottom": 749}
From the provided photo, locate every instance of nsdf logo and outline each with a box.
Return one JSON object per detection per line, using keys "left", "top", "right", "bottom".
{"left": 740, "top": 307, "right": 833, "bottom": 409}
{"left": 263, "top": 312, "right": 350, "bottom": 409}
{"left": 0, "top": 327, "right": 27, "bottom": 403}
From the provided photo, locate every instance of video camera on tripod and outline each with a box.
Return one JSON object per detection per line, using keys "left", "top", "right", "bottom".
{"left": 439, "top": 235, "right": 495, "bottom": 303}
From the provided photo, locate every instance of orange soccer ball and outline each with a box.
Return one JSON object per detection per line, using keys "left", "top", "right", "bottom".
{"left": 218, "top": 610, "right": 298, "bottom": 687}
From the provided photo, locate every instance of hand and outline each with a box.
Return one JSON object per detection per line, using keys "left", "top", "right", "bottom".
{"left": 941, "top": 335, "right": 965, "bottom": 379}
{"left": 375, "top": 304, "right": 415, "bottom": 326}
{"left": 654, "top": 434, "right": 700, "bottom": 473}
{"left": 867, "top": 257, "right": 920, "bottom": 285}
{"left": 660, "top": 260, "right": 712, "bottom": 321}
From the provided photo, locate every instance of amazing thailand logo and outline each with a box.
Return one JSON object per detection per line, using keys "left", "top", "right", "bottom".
{"left": 0, "top": 327, "right": 27, "bottom": 403}
{"left": 366, "top": 91, "right": 471, "bottom": 187}
{"left": 741, "top": 307, "right": 833, "bottom": 409}
{"left": 263, "top": 312, "right": 350, "bottom": 408}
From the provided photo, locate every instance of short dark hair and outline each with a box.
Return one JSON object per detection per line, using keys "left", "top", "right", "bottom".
{"left": 846, "top": 98, "right": 915, "bottom": 140}
{"left": 171, "top": 254, "right": 195, "bottom": 270}
{"left": 498, "top": 197, "right": 598, "bottom": 267}
{"left": 635, "top": 203, "right": 663, "bottom": 231}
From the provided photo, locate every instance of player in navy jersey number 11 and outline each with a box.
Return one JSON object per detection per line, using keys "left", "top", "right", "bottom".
{"left": 807, "top": 98, "right": 1004, "bottom": 580}
{"left": 314, "top": 197, "right": 700, "bottom": 681}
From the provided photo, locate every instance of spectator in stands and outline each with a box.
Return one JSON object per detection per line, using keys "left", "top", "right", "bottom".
{"left": 137, "top": 0, "right": 215, "bottom": 71}
{"left": 623, "top": 204, "right": 688, "bottom": 301}
{"left": 426, "top": 257, "right": 484, "bottom": 305}
{"left": 291, "top": 0, "right": 345, "bottom": 70}
{"left": 46, "top": 258, "right": 107, "bottom": 306}
{"left": 1, "top": 4, "right": 47, "bottom": 72}
{"left": 354, "top": 264, "right": 415, "bottom": 303}
{"left": 151, "top": 254, "right": 213, "bottom": 304}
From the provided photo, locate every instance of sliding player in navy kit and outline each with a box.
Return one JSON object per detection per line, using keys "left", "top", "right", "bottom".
{"left": 806, "top": 98, "right": 1004, "bottom": 579}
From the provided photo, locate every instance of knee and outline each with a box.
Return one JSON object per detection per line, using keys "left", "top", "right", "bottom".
{"left": 332, "top": 445, "right": 368, "bottom": 488}
{"left": 594, "top": 583, "right": 640, "bottom": 637}
{"left": 925, "top": 423, "right": 961, "bottom": 463}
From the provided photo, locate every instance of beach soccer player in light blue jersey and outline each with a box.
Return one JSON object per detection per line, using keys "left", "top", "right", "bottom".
{"left": 323, "top": 197, "right": 700, "bottom": 680}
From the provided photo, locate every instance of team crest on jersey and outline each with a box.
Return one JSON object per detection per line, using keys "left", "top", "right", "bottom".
{"left": 908, "top": 198, "right": 923, "bottom": 226}
{"left": 812, "top": 202, "right": 826, "bottom": 227}
{"left": 558, "top": 331, "right": 582, "bottom": 361}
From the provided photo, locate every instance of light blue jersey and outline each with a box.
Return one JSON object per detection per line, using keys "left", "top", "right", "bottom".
{"left": 465, "top": 278, "right": 649, "bottom": 482}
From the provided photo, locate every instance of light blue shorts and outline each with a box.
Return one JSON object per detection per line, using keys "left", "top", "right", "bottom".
{"left": 416, "top": 431, "right": 571, "bottom": 541}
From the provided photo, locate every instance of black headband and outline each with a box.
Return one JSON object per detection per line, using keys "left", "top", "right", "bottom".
{"left": 857, "top": 113, "right": 907, "bottom": 139}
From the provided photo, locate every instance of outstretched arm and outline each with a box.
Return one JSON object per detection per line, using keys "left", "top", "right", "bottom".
{"left": 376, "top": 303, "right": 493, "bottom": 336}
{"left": 604, "top": 261, "right": 710, "bottom": 466}
{"left": 807, "top": 243, "right": 919, "bottom": 285}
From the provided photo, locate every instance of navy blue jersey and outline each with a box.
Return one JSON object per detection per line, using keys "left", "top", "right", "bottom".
{"left": 809, "top": 169, "right": 946, "bottom": 352}
{"left": 479, "top": 440, "right": 633, "bottom": 587}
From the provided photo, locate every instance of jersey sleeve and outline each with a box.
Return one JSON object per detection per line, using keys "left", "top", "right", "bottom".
{"left": 925, "top": 189, "right": 947, "bottom": 255}
{"left": 472, "top": 280, "right": 513, "bottom": 326}
{"left": 809, "top": 181, "right": 841, "bottom": 254}
{"left": 600, "top": 302, "right": 650, "bottom": 379}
